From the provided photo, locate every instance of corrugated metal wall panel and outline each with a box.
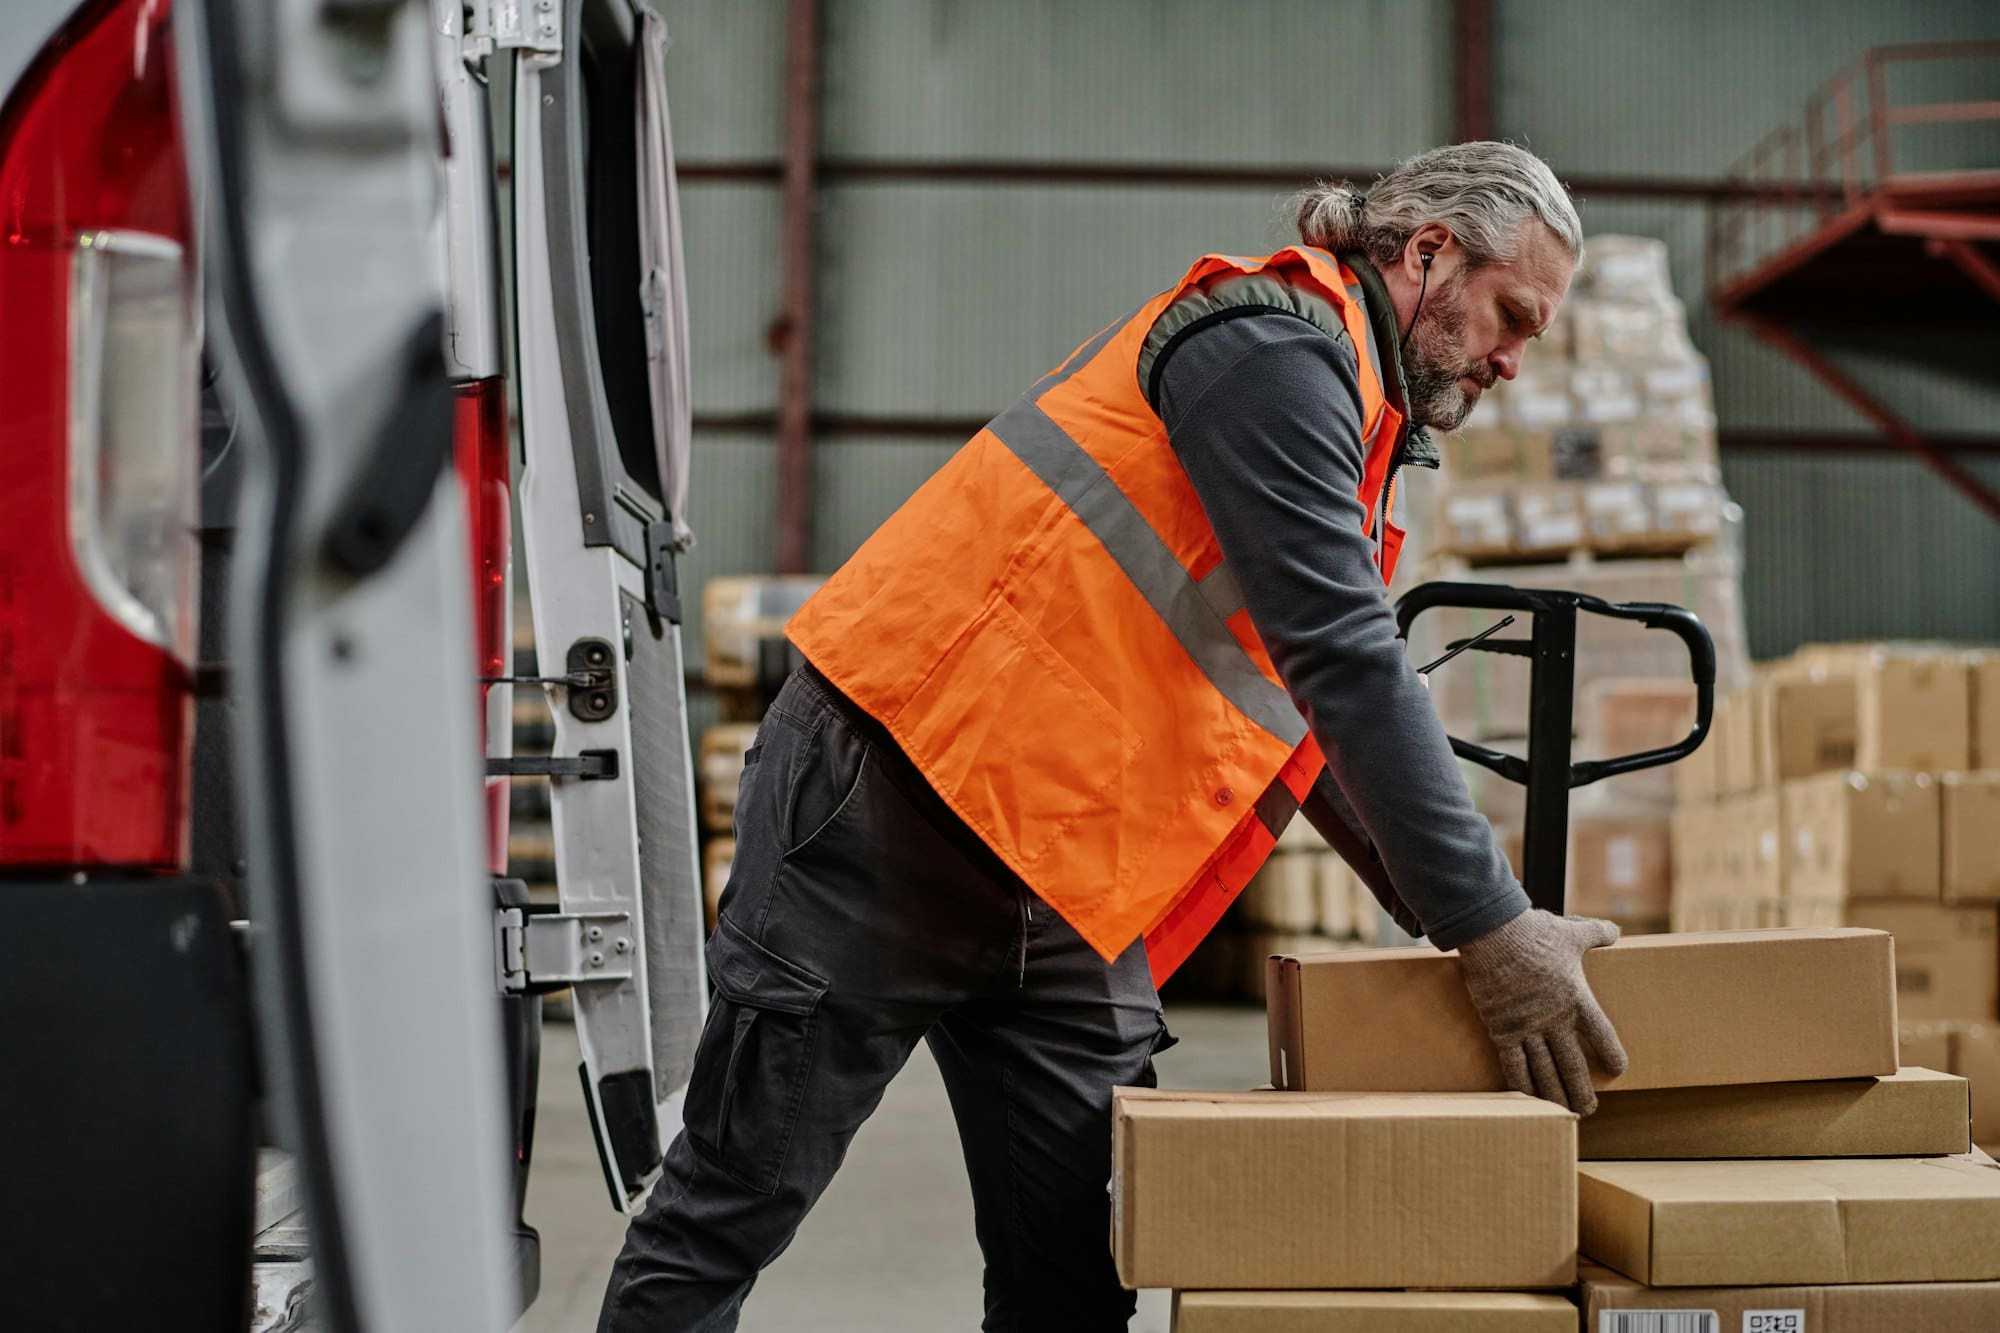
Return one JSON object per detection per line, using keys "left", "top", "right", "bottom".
{"left": 1495, "top": 0, "right": 2000, "bottom": 177}
{"left": 682, "top": 433, "right": 778, "bottom": 670}
{"left": 808, "top": 437, "right": 961, "bottom": 570}
{"left": 815, "top": 184, "right": 1299, "bottom": 415}
{"left": 659, "top": 0, "right": 788, "bottom": 158}
{"left": 682, "top": 184, "right": 784, "bottom": 412}
{"left": 823, "top": 0, "right": 1451, "bottom": 164}
{"left": 1722, "top": 451, "right": 2000, "bottom": 658}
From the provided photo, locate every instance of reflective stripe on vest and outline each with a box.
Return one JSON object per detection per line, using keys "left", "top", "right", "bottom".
{"left": 985, "top": 398, "right": 1309, "bottom": 749}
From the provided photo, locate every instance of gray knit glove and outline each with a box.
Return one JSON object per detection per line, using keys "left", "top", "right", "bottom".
{"left": 1456, "top": 908, "right": 1629, "bottom": 1115}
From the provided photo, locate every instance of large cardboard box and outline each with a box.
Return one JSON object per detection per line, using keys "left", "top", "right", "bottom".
{"left": 1715, "top": 687, "right": 1767, "bottom": 796}
{"left": 1943, "top": 772, "right": 2000, "bottom": 903}
{"left": 1170, "top": 1290, "right": 1578, "bottom": 1332}
{"left": 1110, "top": 1089, "right": 1576, "bottom": 1291}
{"left": 1577, "top": 1154, "right": 2000, "bottom": 1286}
{"left": 1955, "top": 1024, "right": 2000, "bottom": 1149}
{"left": 1764, "top": 674, "right": 1858, "bottom": 783}
{"left": 1267, "top": 928, "right": 1896, "bottom": 1094}
{"left": 1579, "top": 1067, "right": 1969, "bottom": 1160}
{"left": 1567, "top": 811, "right": 1673, "bottom": 922}
{"left": 1717, "top": 790, "right": 1783, "bottom": 900}
{"left": 1971, "top": 651, "right": 2000, "bottom": 769}
{"left": 1782, "top": 771, "right": 1939, "bottom": 902}
{"left": 1857, "top": 650, "right": 1973, "bottom": 772}
{"left": 1579, "top": 1261, "right": 2000, "bottom": 1331}
{"left": 1846, "top": 902, "right": 1998, "bottom": 1021}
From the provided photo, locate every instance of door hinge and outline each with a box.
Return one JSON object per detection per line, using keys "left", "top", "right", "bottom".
{"left": 464, "top": 0, "right": 561, "bottom": 59}
{"left": 495, "top": 907, "right": 635, "bottom": 993}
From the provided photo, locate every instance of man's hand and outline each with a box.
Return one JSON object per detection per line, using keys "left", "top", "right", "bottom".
{"left": 1456, "top": 909, "right": 1628, "bottom": 1115}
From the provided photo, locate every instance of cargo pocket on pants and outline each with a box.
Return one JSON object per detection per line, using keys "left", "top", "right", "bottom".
{"left": 683, "top": 915, "right": 831, "bottom": 1196}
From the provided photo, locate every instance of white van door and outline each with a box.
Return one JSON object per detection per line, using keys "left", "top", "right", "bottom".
{"left": 507, "top": 0, "right": 708, "bottom": 1212}
{"left": 177, "top": 0, "right": 516, "bottom": 1327}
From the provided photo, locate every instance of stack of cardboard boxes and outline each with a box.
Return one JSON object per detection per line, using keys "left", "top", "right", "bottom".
{"left": 693, "top": 575, "right": 825, "bottom": 930}
{"left": 1670, "top": 641, "right": 2000, "bottom": 1150}
{"left": 1122, "top": 926, "right": 2000, "bottom": 1328}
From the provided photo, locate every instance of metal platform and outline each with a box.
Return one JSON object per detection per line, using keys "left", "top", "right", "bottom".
{"left": 1707, "top": 41, "right": 2000, "bottom": 520}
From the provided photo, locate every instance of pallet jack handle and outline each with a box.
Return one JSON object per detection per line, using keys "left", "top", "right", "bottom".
{"left": 1395, "top": 580, "right": 1716, "bottom": 914}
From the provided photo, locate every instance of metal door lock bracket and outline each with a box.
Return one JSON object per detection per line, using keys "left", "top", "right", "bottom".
{"left": 464, "top": 0, "right": 561, "bottom": 57}
{"left": 495, "top": 907, "right": 635, "bottom": 993}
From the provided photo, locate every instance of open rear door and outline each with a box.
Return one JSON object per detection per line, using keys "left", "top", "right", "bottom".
{"left": 509, "top": 0, "right": 708, "bottom": 1210}
{"left": 177, "top": 0, "right": 514, "bottom": 1326}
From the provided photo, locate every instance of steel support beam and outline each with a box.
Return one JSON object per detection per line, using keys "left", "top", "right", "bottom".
{"left": 1933, "top": 238, "right": 2000, "bottom": 305}
{"left": 1747, "top": 318, "right": 2000, "bottom": 524}
{"left": 774, "top": 0, "right": 821, "bottom": 574}
{"left": 1454, "top": 0, "right": 1494, "bottom": 143}
{"left": 676, "top": 158, "right": 1830, "bottom": 204}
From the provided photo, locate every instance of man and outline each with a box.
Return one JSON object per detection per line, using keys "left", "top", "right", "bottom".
{"left": 599, "top": 141, "right": 1627, "bottom": 1332}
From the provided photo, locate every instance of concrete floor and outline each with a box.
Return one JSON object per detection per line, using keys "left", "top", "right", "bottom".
{"left": 512, "top": 1003, "right": 1270, "bottom": 1333}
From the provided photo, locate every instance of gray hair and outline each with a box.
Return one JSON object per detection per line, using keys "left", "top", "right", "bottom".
{"left": 1293, "top": 141, "right": 1582, "bottom": 271}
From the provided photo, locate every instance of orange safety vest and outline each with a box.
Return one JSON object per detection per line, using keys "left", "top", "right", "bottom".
{"left": 788, "top": 247, "right": 1409, "bottom": 983}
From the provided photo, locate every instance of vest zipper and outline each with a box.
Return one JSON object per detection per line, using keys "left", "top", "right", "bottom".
{"left": 1377, "top": 427, "right": 1409, "bottom": 562}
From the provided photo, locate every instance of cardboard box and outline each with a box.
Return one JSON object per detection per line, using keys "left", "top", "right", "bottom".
{"left": 1672, "top": 730, "right": 1717, "bottom": 805}
{"left": 1578, "top": 1154, "right": 2000, "bottom": 1286}
{"left": 1237, "top": 852, "right": 1319, "bottom": 931}
{"left": 1110, "top": 1088, "right": 1577, "bottom": 1291}
{"left": 1579, "top": 1261, "right": 2000, "bottom": 1332}
{"left": 1971, "top": 652, "right": 2000, "bottom": 769}
{"left": 1904, "top": 1020, "right": 1959, "bottom": 1073}
{"left": 1668, "top": 805, "right": 1717, "bottom": 908}
{"left": 1846, "top": 903, "right": 1998, "bottom": 1021}
{"left": 1267, "top": 928, "right": 1896, "bottom": 1094}
{"left": 1857, "top": 650, "right": 1972, "bottom": 772}
{"left": 1170, "top": 1290, "right": 1578, "bottom": 1333}
{"left": 1580, "top": 1067, "right": 1969, "bottom": 1160}
{"left": 1441, "top": 426, "right": 1557, "bottom": 483}
{"left": 1943, "top": 773, "right": 2000, "bottom": 903}
{"left": 1714, "top": 686, "right": 1768, "bottom": 797}
{"left": 1568, "top": 812, "right": 1672, "bottom": 921}
{"left": 1782, "top": 771, "right": 1939, "bottom": 902}
{"left": 1717, "top": 790, "right": 1783, "bottom": 900}
{"left": 1955, "top": 1024, "right": 2000, "bottom": 1149}
{"left": 1237, "top": 932, "right": 1342, "bottom": 1005}
{"left": 1765, "top": 675, "right": 1859, "bottom": 783}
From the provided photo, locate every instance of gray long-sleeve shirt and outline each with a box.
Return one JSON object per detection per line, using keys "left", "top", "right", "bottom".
{"left": 1152, "top": 308, "right": 1530, "bottom": 950}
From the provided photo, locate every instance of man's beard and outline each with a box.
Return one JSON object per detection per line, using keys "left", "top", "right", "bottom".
{"left": 1400, "top": 272, "right": 1493, "bottom": 432}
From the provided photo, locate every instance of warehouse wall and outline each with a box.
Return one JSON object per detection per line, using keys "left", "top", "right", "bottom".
{"left": 665, "top": 0, "right": 2000, "bottom": 670}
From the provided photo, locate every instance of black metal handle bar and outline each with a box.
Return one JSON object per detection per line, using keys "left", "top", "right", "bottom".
{"left": 1395, "top": 581, "right": 1715, "bottom": 788}
{"left": 1393, "top": 579, "right": 1717, "bottom": 914}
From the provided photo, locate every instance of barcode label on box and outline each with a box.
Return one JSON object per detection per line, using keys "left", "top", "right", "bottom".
{"left": 1744, "top": 1313, "right": 1805, "bottom": 1333}
{"left": 1600, "top": 1313, "right": 1718, "bottom": 1333}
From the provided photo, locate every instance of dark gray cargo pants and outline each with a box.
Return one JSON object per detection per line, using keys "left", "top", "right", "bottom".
{"left": 598, "top": 664, "right": 1170, "bottom": 1332}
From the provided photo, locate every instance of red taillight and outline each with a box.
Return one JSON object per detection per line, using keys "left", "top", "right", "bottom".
{"left": 0, "top": 0, "right": 198, "bottom": 872}
{"left": 455, "top": 377, "right": 511, "bottom": 875}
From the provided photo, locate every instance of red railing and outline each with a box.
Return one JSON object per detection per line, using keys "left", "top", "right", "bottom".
{"left": 1707, "top": 41, "right": 2000, "bottom": 296}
